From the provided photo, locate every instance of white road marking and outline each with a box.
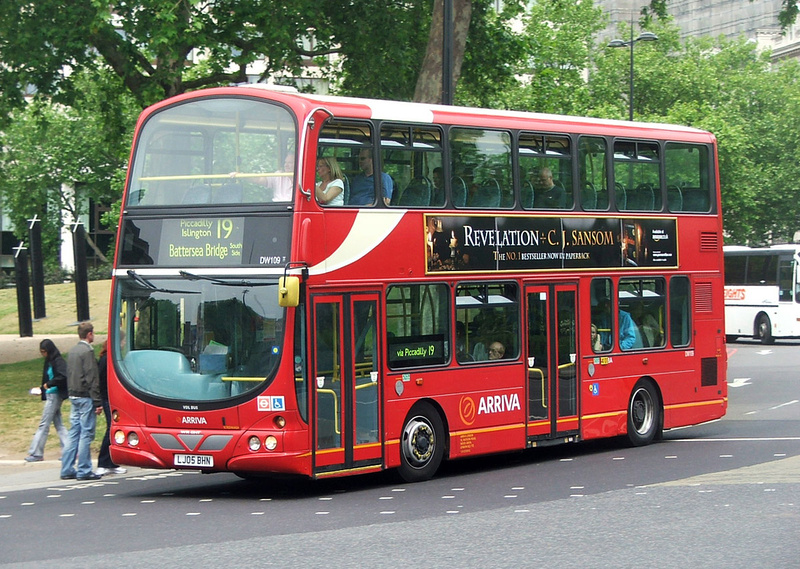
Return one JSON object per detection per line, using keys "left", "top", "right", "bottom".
{"left": 770, "top": 400, "right": 799, "bottom": 410}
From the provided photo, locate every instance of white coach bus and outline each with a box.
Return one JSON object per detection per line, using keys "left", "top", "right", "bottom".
{"left": 724, "top": 245, "right": 800, "bottom": 343}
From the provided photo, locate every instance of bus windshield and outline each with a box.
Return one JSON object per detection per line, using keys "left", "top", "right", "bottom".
{"left": 114, "top": 274, "right": 284, "bottom": 402}
{"left": 126, "top": 97, "right": 297, "bottom": 207}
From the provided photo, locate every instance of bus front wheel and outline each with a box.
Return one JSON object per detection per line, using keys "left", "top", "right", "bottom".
{"left": 627, "top": 380, "right": 661, "bottom": 447}
{"left": 756, "top": 314, "right": 774, "bottom": 344}
{"left": 398, "top": 402, "right": 445, "bottom": 483}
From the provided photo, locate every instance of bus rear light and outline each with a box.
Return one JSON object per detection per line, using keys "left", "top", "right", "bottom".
{"left": 113, "top": 430, "right": 125, "bottom": 445}
{"left": 274, "top": 416, "right": 286, "bottom": 429}
{"left": 248, "top": 436, "right": 261, "bottom": 451}
{"left": 264, "top": 435, "right": 278, "bottom": 451}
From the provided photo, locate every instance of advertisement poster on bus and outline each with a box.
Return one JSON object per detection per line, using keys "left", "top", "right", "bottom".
{"left": 426, "top": 215, "right": 677, "bottom": 273}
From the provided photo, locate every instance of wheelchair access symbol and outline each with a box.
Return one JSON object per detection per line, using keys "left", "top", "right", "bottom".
{"left": 256, "top": 396, "right": 286, "bottom": 411}
{"left": 589, "top": 383, "right": 600, "bottom": 396}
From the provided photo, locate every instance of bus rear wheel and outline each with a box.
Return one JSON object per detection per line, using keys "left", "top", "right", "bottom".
{"left": 627, "top": 380, "right": 661, "bottom": 447}
{"left": 398, "top": 402, "right": 445, "bottom": 483}
{"left": 756, "top": 314, "right": 774, "bottom": 344}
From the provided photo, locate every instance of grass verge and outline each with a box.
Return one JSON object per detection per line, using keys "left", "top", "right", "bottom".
{"left": 0, "top": 280, "right": 111, "bottom": 335}
{"left": 0, "top": 352, "right": 107, "bottom": 460}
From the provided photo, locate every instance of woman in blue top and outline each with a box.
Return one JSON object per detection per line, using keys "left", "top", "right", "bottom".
{"left": 25, "top": 339, "right": 69, "bottom": 462}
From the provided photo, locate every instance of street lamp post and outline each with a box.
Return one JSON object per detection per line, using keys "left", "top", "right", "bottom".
{"left": 608, "top": 28, "right": 658, "bottom": 121}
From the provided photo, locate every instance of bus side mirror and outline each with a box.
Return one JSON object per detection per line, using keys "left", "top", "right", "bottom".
{"left": 278, "top": 276, "right": 300, "bottom": 307}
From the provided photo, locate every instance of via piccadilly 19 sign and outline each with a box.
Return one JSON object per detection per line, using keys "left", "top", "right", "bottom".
{"left": 426, "top": 214, "right": 678, "bottom": 273}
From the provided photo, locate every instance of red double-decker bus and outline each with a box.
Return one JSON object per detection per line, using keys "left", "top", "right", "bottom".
{"left": 108, "top": 86, "right": 727, "bottom": 482}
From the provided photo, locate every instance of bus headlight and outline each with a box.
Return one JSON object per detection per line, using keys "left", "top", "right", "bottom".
{"left": 127, "top": 432, "right": 139, "bottom": 447}
{"left": 264, "top": 436, "right": 278, "bottom": 451}
{"left": 248, "top": 436, "right": 261, "bottom": 451}
{"left": 113, "top": 430, "right": 125, "bottom": 445}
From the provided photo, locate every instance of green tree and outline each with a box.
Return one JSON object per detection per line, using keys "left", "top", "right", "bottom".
{"left": 0, "top": 69, "right": 138, "bottom": 262}
{"left": 0, "top": 0, "right": 333, "bottom": 116}
{"left": 591, "top": 21, "right": 800, "bottom": 244}
{"left": 502, "top": 0, "right": 606, "bottom": 114}
{"left": 0, "top": 0, "right": 500, "bottom": 113}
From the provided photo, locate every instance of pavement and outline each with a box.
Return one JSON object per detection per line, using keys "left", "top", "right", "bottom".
{"left": 0, "top": 332, "right": 144, "bottom": 493}
{"left": 0, "top": 333, "right": 107, "bottom": 366}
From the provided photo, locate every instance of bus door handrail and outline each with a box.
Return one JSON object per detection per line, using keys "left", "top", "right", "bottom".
{"left": 317, "top": 388, "right": 340, "bottom": 435}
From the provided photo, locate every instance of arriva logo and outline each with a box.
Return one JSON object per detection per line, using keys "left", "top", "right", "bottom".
{"left": 478, "top": 394, "right": 521, "bottom": 415}
{"left": 459, "top": 393, "right": 521, "bottom": 426}
{"left": 181, "top": 416, "right": 208, "bottom": 425}
{"left": 459, "top": 396, "right": 477, "bottom": 425}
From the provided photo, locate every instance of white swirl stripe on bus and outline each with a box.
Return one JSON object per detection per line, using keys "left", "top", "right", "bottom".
{"left": 308, "top": 210, "right": 407, "bottom": 276}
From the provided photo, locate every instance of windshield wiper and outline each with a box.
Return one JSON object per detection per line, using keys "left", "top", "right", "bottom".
{"left": 179, "top": 270, "right": 277, "bottom": 287}
{"left": 127, "top": 270, "right": 198, "bottom": 294}
{"left": 127, "top": 269, "right": 156, "bottom": 289}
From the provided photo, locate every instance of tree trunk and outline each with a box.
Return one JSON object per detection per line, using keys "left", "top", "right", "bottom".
{"left": 414, "top": 0, "right": 472, "bottom": 104}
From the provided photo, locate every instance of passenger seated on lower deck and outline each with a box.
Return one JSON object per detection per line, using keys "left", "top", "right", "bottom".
{"left": 488, "top": 341, "right": 505, "bottom": 360}
{"left": 619, "top": 308, "right": 643, "bottom": 350}
{"left": 591, "top": 323, "right": 603, "bottom": 352}
{"left": 455, "top": 321, "right": 473, "bottom": 363}
{"left": 630, "top": 302, "right": 662, "bottom": 347}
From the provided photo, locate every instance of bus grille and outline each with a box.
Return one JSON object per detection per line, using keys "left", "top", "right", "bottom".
{"left": 701, "top": 357, "right": 718, "bottom": 386}
{"left": 694, "top": 282, "right": 714, "bottom": 313}
{"left": 699, "top": 232, "right": 719, "bottom": 251}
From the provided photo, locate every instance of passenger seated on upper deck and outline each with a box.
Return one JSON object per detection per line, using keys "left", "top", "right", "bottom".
{"left": 349, "top": 149, "right": 393, "bottom": 205}
{"left": 315, "top": 156, "right": 345, "bottom": 206}
{"left": 532, "top": 167, "right": 566, "bottom": 209}
{"left": 431, "top": 167, "right": 445, "bottom": 205}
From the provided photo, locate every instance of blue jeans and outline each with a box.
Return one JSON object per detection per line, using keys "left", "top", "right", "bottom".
{"left": 28, "top": 392, "right": 69, "bottom": 458}
{"left": 60, "top": 397, "right": 97, "bottom": 478}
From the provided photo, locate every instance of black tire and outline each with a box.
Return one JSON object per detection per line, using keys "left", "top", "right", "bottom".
{"left": 627, "top": 380, "right": 661, "bottom": 447}
{"left": 398, "top": 401, "right": 445, "bottom": 483}
{"left": 756, "top": 314, "right": 774, "bottom": 345}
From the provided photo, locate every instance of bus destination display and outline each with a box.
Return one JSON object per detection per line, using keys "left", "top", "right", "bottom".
{"left": 162, "top": 217, "right": 244, "bottom": 263}
{"left": 118, "top": 216, "right": 291, "bottom": 268}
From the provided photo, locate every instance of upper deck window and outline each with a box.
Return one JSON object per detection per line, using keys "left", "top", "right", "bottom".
{"left": 665, "top": 143, "right": 712, "bottom": 213}
{"left": 613, "top": 140, "right": 662, "bottom": 211}
{"left": 318, "top": 120, "right": 392, "bottom": 206}
{"left": 450, "top": 128, "right": 513, "bottom": 209}
{"left": 579, "top": 136, "right": 610, "bottom": 211}
{"left": 519, "top": 133, "right": 573, "bottom": 210}
{"left": 382, "top": 124, "right": 444, "bottom": 208}
{"left": 127, "top": 98, "right": 297, "bottom": 207}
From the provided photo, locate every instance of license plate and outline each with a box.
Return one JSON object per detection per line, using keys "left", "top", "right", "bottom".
{"left": 174, "top": 454, "right": 214, "bottom": 468}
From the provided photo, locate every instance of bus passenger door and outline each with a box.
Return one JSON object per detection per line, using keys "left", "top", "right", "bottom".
{"left": 525, "top": 284, "right": 579, "bottom": 440}
{"left": 311, "top": 292, "right": 382, "bottom": 476}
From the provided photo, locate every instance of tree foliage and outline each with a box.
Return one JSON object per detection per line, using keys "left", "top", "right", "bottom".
{"left": 590, "top": 19, "right": 800, "bottom": 244}
{"left": 1, "top": 0, "right": 800, "bottom": 259}
{"left": 0, "top": 68, "right": 138, "bottom": 261}
{"left": 0, "top": 0, "right": 339, "bottom": 115}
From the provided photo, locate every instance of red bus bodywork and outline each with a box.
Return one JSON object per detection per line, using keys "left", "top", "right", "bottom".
{"left": 109, "top": 87, "right": 726, "bottom": 481}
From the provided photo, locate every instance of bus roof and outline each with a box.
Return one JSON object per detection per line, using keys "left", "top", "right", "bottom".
{"left": 191, "top": 84, "right": 717, "bottom": 143}
{"left": 724, "top": 244, "right": 800, "bottom": 254}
